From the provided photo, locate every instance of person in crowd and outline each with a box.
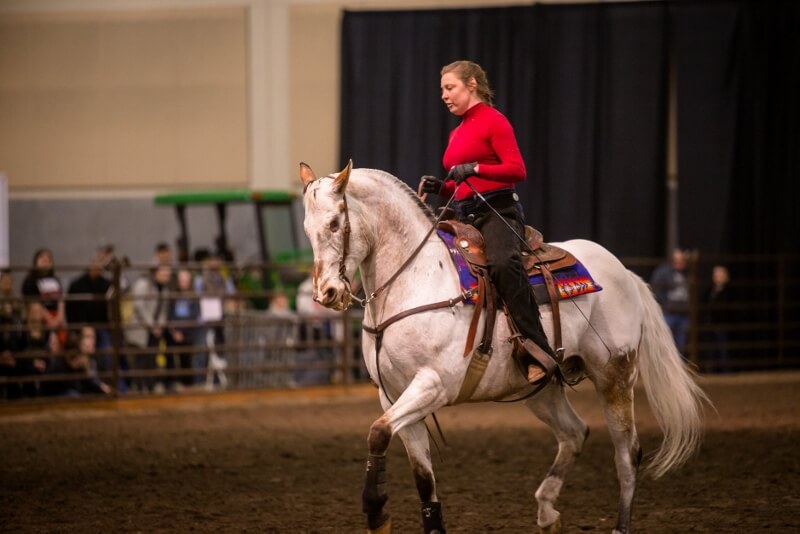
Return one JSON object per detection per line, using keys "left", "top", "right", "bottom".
{"left": 153, "top": 242, "right": 173, "bottom": 266}
{"left": 10, "top": 302, "right": 54, "bottom": 397}
{"left": 66, "top": 251, "right": 113, "bottom": 372}
{"left": 129, "top": 264, "right": 174, "bottom": 393}
{"left": 295, "top": 275, "right": 337, "bottom": 386}
{"left": 169, "top": 268, "right": 202, "bottom": 389}
{"left": 420, "top": 59, "right": 555, "bottom": 384}
{"left": 704, "top": 265, "right": 733, "bottom": 373}
{"left": 44, "top": 326, "right": 111, "bottom": 397}
{"left": 236, "top": 265, "right": 269, "bottom": 311}
{"left": 650, "top": 248, "right": 691, "bottom": 354}
{"left": 194, "top": 252, "right": 237, "bottom": 367}
{"left": 1, "top": 268, "right": 25, "bottom": 325}
{"left": 0, "top": 269, "right": 26, "bottom": 399}
{"left": 21, "top": 248, "right": 66, "bottom": 346}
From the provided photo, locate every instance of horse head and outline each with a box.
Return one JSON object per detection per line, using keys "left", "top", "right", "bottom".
{"left": 299, "top": 160, "right": 365, "bottom": 311}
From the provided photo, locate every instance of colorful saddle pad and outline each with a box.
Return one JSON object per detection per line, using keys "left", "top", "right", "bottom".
{"left": 437, "top": 229, "right": 603, "bottom": 305}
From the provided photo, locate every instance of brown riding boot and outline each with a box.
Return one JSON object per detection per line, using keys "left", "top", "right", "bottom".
{"left": 527, "top": 363, "right": 546, "bottom": 384}
{"left": 519, "top": 338, "right": 558, "bottom": 385}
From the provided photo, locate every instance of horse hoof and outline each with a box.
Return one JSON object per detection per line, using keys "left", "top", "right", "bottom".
{"left": 539, "top": 516, "right": 562, "bottom": 534}
{"left": 368, "top": 516, "right": 391, "bottom": 534}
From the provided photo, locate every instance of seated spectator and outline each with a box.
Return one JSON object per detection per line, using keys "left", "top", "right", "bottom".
{"left": 44, "top": 326, "right": 111, "bottom": 397}
{"left": 21, "top": 249, "right": 66, "bottom": 346}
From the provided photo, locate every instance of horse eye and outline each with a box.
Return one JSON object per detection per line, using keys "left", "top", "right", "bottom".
{"left": 329, "top": 219, "right": 340, "bottom": 233}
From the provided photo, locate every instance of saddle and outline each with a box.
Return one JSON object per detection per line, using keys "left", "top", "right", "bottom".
{"left": 437, "top": 220, "right": 585, "bottom": 401}
{"left": 437, "top": 220, "right": 578, "bottom": 277}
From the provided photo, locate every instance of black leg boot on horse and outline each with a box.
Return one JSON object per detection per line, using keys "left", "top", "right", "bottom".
{"left": 469, "top": 196, "right": 559, "bottom": 385}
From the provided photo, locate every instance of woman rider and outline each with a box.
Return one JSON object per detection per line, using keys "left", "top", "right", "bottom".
{"left": 421, "top": 60, "right": 556, "bottom": 384}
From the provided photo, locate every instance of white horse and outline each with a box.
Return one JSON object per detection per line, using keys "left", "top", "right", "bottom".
{"left": 299, "top": 161, "right": 709, "bottom": 534}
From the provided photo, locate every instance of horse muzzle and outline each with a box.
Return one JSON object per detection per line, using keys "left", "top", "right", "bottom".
{"left": 314, "top": 283, "right": 352, "bottom": 311}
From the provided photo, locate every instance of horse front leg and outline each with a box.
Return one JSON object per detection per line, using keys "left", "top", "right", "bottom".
{"left": 362, "top": 368, "right": 449, "bottom": 533}
{"left": 397, "top": 420, "right": 446, "bottom": 533}
{"left": 525, "top": 384, "right": 590, "bottom": 533}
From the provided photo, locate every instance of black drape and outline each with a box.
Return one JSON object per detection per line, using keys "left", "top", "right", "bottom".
{"left": 340, "top": 1, "right": 799, "bottom": 259}
{"left": 341, "top": 3, "right": 667, "bottom": 258}
{"left": 529, "top": 3, "right": 667, "bottom": 256}
{"left": 674, "top": 0, "right": 800, "bottom": 256}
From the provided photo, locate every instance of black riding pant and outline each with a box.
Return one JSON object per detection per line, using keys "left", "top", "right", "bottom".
{"left": 453, "top": 190, "right": 554, "bottom": 357}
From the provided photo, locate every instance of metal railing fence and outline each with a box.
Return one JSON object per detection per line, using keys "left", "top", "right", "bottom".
{"left": 1, "top": 253, "right": 798, "bottom": 402}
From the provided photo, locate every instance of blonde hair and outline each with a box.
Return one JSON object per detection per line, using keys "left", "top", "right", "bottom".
{"left": 441, "top": 60, "right": 494, "bottom": 106}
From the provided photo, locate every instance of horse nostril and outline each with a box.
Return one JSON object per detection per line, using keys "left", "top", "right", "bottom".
{"left": 323, "top": 287, "right": 336, "bottom": 303}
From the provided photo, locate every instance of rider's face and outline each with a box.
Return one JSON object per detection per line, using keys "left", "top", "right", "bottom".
{"left": 441, "top": 72, "right": 477, "bottom": 117}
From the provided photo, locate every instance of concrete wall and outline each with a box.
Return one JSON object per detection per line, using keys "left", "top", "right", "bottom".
{"left": 0, "top": 0, "right": 597, "bottom": 267}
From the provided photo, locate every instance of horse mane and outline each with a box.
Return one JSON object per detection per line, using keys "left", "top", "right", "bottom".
{"left": 354, "top": 168, "right": 435, "bottom": 222}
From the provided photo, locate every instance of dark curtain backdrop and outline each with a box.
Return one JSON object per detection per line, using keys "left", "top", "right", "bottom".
{"left": 674, "top": 0, "right": 800, "bottom": 256}
{"left": 340, "top": 1, "right": 798, "bottom": 258}
{"left": 341, "top": 3, "right": 667, "bottom": 258}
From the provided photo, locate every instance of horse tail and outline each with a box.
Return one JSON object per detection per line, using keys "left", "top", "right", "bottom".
{"left": 631, "top": 272, "right": 711, "bottom": 479}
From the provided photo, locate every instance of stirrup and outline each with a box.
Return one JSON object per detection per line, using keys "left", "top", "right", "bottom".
{"left": 527, "top": 363, "right": 547, "bottom": 385}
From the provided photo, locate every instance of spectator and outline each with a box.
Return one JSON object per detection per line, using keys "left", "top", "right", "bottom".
{"left": 153, "top": 242, "right": 173, "bottom": 266}
{"left": 129, "top": 264, "right": 173, "bottom": 393}
{"left": 236, "top": 265, "right": 269, "bottom": 310}
{"left": 12, "top": 302, "right": 53, "bottom": 397}
{"left": 21, "top": 248, "right": 66, "bottom": 345}
{"left": 66, "top": 252, "right": 112, "bottom": 371}
{"left": 295, "top": 275, "right": 337, "bottom": 385}
{"left": 44, "top": 326, "right": 111, "bottom": 397}
{"left": 194, "top": 254, "right": 237, "bottom": 390}
{"left": 1, "top": 268, "right": 25, "bottom": 325}
{"left": 1, "top": 269, "right": 26, "bottom": 398}
{"left": 650, "top": 248, "right": 691, "bottom": 354}
{"left": 169, "top": 268, "right": 201, "bottom": 389}
{"left": 704, "top": 265, "right": 733, "bottom": 374}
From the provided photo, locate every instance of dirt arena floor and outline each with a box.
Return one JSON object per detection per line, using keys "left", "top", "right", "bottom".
{"left": 1, "top": 371, "right": 799, "bottom": 533}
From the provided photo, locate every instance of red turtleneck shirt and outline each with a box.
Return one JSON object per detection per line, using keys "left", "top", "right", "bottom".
{"left": 440, "top": 102, "right": 526, "bottom": 201}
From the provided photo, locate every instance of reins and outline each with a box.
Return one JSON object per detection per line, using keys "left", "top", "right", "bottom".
{"left": 348, "top": 189, "right": 458, "bottom": 308}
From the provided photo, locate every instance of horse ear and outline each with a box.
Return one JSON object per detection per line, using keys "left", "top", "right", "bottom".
{"left": 299, "top": 162, "right": 317, "bottom": 189}
{"left": 333, "top": 159, "right": 353, "bottom": 194}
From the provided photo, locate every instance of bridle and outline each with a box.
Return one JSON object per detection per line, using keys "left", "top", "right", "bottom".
{"left": 303, "top": 174, "right": 457, "bottom": 310}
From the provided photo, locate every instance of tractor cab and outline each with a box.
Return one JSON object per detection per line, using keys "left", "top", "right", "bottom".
{"left": 154, "top": 189, "right": 311, "bottom": 296}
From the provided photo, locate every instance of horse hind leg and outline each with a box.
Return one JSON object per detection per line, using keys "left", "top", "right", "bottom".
{"left": 597, "top": 349, "right": 642, "bottom": 534}
{"left": 362, "top": 368, "right": 449, "bottom": 533}
{"left": 525, "top": 384, "right": 590, "bottom": 533}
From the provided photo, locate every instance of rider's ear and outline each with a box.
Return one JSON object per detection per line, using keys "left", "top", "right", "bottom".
{"left": 299, "top": 162, "right": 317, "bottom": 189}
{"left": 333, "top": 159, "right": 353, "bottom": 194}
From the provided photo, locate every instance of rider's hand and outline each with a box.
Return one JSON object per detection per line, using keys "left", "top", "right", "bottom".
{"left": 447, "top": 162, "right": 478, "bottom": 184}
{"left": 420, "top": 175, "right": 444, "bottom": 194}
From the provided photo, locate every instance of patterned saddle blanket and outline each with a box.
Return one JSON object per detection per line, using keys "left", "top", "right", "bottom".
{"left": 437, "top": 228, "right": 603, "bottom": 305}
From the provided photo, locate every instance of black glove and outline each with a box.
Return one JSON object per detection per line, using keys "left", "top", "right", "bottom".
{"left": 447, "top": 162, "right": 478, "bottom": 184}
{"left": 420, "top": 175, "right": 444, "bottom": 194}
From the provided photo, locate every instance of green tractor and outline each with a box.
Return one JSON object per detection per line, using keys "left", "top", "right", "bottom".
{"left": 154, "top": 189, "right": 312, "bottom": 307}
